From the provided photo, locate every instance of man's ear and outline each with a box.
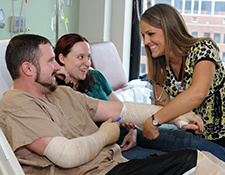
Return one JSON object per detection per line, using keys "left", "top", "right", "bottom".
{"left": 21, "top": 61, "right": 34, "bottom": 76}
{"left": 58, "top": 53, "right": 66, "bottom": 64}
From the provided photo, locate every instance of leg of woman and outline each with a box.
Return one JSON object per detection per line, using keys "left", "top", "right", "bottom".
{"left": 136, "top": 127, "right": 225, "bottom": 162}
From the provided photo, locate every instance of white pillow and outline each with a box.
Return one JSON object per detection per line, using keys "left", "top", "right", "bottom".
{"left": 116, "top": 87, "right": 152, "bottom": 104}
{"left": 128, "top": 79, "right": 150, "bottom": 89}
{"left": 0, "top": 40, "right": 13, "bottom": 99}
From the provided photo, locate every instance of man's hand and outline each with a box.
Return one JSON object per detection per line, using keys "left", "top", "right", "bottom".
{"left": 143, "top": 117, "right": 159, "bottom": 140}
{"left": 168, "top": 112, "right": 204, "bottom": 133}
{"left": 121, "top": 122, "right": 136, "bottom": 129}
{"left": 120, "top": 129, "right": 137, "bottom": 151}
{"left": 99, "top": 118, "right": 120, "bottom": 145}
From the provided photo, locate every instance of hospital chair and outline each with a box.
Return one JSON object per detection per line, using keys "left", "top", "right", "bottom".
{"left": 90, "top": 41, "right": 152, "bottom": 103}
{"left": 0, "top": 39, "right": 25, "bottom": 175}
{"left": 90, "top": 41, "right": 130, "bottom": 94}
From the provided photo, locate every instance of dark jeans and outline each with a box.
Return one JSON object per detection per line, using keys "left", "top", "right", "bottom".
{"left": 122, "top": 127, "right": 225, "bottom": 161}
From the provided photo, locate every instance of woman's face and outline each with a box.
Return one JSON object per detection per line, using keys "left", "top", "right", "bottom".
{"left": 140, "top": 20, "right": 165, "bottom": 58}
{"left": 62, "top": 41, "right": 91, "bottom": 83}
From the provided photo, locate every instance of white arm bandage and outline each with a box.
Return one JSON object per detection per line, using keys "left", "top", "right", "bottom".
{"left": 167, "top": 112, "right": 193, "bottom": 129}
{"left": 43, "top": 122, "right": 120, "bottom": 168}
{"left": 118, "top": 102, "right": 162, "bottom": 130}
{"left": 118, "top": 102, "right": 192, "bottom": 130}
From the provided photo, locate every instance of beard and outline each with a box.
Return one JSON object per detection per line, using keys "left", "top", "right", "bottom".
{"left": 35, "top": 69, "right": 57, "bottom": 92}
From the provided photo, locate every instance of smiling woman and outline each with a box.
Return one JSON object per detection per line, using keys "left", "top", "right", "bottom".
{"left": 140, "top": 20, "right": 166, "bottom": 59}
{"left": 140, "top": 3, "right": 225, "bottom": 149}
{"left": 54, "top": 34, "right": 91, "bottom": 90}
{"left": 57, "top": 41, "right": 91, "bottom": 86}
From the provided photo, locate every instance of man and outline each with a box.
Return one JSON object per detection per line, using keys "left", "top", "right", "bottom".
{"left": 0, "top": 34, "right": 224, "bottom": 175}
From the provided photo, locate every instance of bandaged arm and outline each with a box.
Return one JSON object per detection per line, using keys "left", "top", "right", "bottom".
{"left": 118, "top": 102, "right": 193, "bottom": 130}
{"left": 43, "top": 121, "right": 120, "bottom": 168}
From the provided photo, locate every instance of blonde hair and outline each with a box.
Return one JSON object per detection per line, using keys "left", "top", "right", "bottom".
{"left": 141, "top": 3, "right": 219, "bottom": 84}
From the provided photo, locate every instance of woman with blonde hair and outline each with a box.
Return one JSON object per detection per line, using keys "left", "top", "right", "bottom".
{"left": 141, "top": 3, "right": 225, "bottom": 148}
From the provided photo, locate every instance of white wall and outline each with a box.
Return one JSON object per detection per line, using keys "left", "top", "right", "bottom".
{"left": 79, "top": 0, "right": 132, "bottom": 80}
{"left": 1, "top": 0, "right": 80, "bottom": 45}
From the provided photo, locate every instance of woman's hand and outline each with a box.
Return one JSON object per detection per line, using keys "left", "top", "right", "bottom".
{"left": 143, "top": 117, "right": 160, "bottom": 140}
{"left": 56, "top": 66, "right": 73, "bottom": 84}
{"left": 120, "top": 129, "right": 137, "bottom": 151}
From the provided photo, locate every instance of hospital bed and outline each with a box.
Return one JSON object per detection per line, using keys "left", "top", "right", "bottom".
{"left": 0, "top": 39, "right": 24, "bottom": 175}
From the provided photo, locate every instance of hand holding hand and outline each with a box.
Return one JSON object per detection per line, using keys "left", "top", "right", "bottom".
{"left": 143, "top": 117, "right": 160, "bottom": 140}
{"left": 168, "top": 112, "right": 204, "bottom": 133}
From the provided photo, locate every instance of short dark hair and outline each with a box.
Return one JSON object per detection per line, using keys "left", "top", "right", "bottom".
{"left": 6, "top": 34, "right": 52, "bottom": 80}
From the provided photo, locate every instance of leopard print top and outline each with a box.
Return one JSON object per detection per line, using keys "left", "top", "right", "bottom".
{"left": 163, "top": 40, "right": 225, "bottom": 140}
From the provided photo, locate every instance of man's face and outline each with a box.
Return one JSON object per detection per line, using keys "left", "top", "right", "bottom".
{"left": 35, "top": 44, "right": 61, "bottom": 92}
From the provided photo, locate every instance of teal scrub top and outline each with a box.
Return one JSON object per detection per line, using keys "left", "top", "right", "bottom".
{"left": 83, "top": 69, "right": 128, "bottom": 145}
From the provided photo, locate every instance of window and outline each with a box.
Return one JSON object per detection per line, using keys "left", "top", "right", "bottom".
{"left": 224, "top": 34, "right": 225, "bottom": 43}
{"left": 204, "top": 32, "right": 211, "bottom": 37}
{"left": 201, "top": 1, "right": 212, "bottom": 15}
{"left": 223, "top": 52, "right": 225, "bottom": 62}
{"left": 185, "top": 0, "right": 192, "bottom": 14}
{"left": 155, "top": 0, "right": 172, "bottom": 4}
{"left": 140, "top": 64, "right": 146, "bottom": 75}
{"left": 192, "top": 17, "right": 198, "bottom": 22}
{"left": 215, "top": 2, "right": 225, "bottom": 15}
{"left": 193, "top": 0, "right": 199, "bottom": 14}
{"left": 141, "top": 46, "right": 146, "bottom": 56}
{"left": 192, "top": 32, "right": 198, "bottom": 37}
{"left": 214, "top": 33, "right": 221, "bottom": 43}
{"left": 174, "top": 0, "right": 183, "bottom": 12}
